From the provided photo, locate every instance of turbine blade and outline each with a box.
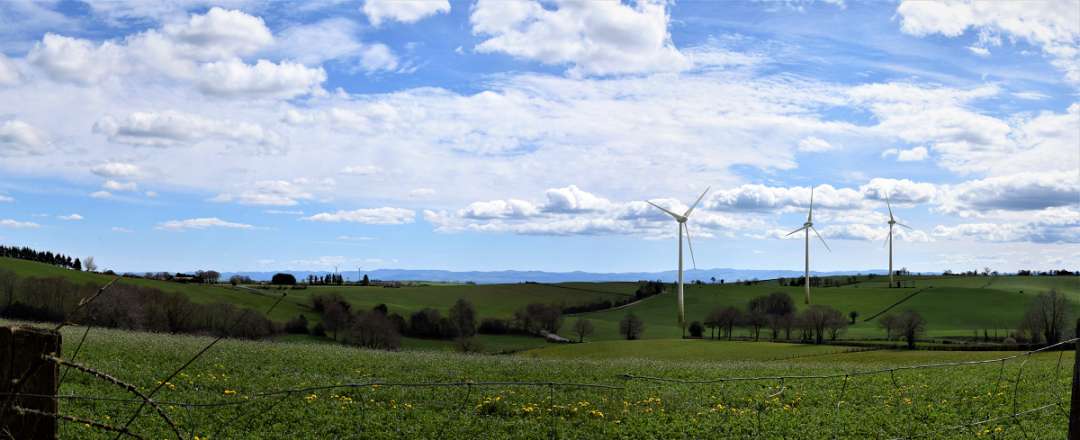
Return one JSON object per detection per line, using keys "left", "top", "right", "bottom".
{"left": 883, "top": 229, "right": 890, "bottom": 248}
{"left": 647, "top": 200, "right": 682, "bottom": 220}
{"left": 683, "top": 186, "right": 711, "bottom": 218}
{"left": 683, "top": 223, "right": 698, "bottom": 270}
{"left": 896, "top": 222, "right": 913, "bottom": 230}
{"left": 885, "top": 193, "right": 894, "bottom": 220}
{"left": 808, "top": 186, "right": 815, "bottom": 222}
{"left": 811, "top": 226, "right": 831, "bottom": 252}
{"left": 786, "top": 226, "right": 808, "bottom": 237}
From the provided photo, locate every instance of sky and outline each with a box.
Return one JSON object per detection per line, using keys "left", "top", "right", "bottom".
{"left": 0, "top": 0, "right": 1077, "bottom": 274}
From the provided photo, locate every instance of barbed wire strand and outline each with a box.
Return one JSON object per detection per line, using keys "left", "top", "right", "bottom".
{"left": 113, "top": 291, "right": 288, "bottom": 440}
{"left": 12, "top": 405, "right": 143, "bottom": 439}
{"left": 44, "top": 355, "right": 182, "bottom": 440}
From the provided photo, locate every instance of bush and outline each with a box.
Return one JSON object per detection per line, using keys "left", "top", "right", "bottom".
{"left": 479, "top": 318, "right": 511, "bottom": 335}
{"left": 271, "top": 273, "right": 296, "bottom": 286}
{"left": 312, "top": 322, "right": 327, "bottom": 337}
{"left": 688, "top": 321, "right": 704, "bottom": 338}
{"left": 619, "top": 313, "right": 645, "bottom": 340}
{"left": 345, "top": 311, "right": 401, "bottom": 350}
{"left": 285, "top": 315, "right": 310, "bottom": 334}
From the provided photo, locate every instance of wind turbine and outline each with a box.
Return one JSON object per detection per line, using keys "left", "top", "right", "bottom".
{"left": 647, "top": 187, "right": 709, "bottom": 338}
{"left": 785, "top": 187, "right": 830, "bottom": 304}
{"left": 882, "top": 194, "right": 912, "bottom": 287}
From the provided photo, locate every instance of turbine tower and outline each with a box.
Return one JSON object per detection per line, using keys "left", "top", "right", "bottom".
{"left": 786, "top": 187, "right": 830, "bottom": 304}
{"left": 883, "top": 194, "right": 912, "bottom": 287}
{"left": 647, "top": 187, "right": 709, "bottom": 338}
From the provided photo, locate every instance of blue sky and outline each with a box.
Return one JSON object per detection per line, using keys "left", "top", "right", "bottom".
{"left": 0, "top": 0, "right": 1077, "bottom": 274}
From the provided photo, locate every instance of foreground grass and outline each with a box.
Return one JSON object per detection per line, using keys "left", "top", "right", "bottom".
{"left": 9, "top": 322, "right": 1069, "bottom": 439}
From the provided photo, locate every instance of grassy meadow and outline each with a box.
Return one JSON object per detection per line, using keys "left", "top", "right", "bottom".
{"left": 9, "top": 322, "right": 1069, "bottom": 439}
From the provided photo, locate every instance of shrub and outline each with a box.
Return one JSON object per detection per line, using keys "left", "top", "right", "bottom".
{"left": 345, "top": 311, "right": 401, "bottom": 350}
{"left": 312, "top": 322, "right": 327, "bottom": 337}
{"left": 271, "top": 273, "right": 296, "bottom": 286}
{"left": 479, "top": 318, "right": 511, "bottom": 335}
{"left": 619, "top": 313, "right": 645, "bottom": 340}
{"left": 285, "top": 315, "right": 310, "bottom": 334}
{"left": 688, "top": 321, "right": 704, "bottom": 338}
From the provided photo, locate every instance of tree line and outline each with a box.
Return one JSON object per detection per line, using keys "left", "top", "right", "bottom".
{"left": 561, "top": 280, "right": 666, "bottom": 314}
{"left": 0, "top": 245, "right": 84, "bottom": 271}
{"left": 0, "top": 269, "right": 279, "bottom": 339}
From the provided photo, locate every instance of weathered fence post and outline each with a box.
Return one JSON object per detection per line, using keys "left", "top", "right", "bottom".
{"left": 0, "top": 326, "right": 61, "bottom": 439}
{"left": 1070, "top": 319, "right": 1080, "bottom": 440}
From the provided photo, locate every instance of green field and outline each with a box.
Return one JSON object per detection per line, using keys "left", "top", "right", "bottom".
{"left": 9, "top": 321, "right": 1070, "bottom": 439}
{"left": 2, "top": 257, "right": 1077, "bottom": 355}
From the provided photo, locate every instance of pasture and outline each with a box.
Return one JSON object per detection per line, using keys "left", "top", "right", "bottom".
{"left": 14, "top": 321, "right": 1072, "bottom": 439}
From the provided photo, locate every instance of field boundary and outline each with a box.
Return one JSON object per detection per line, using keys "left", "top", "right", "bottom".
{"left": 862, "top": 287, "right": 930, "bottom": 322}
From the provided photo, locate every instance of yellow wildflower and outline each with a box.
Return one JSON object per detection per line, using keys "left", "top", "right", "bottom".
{"left": 223, "top": 389, "right": 237, "bottom": 396}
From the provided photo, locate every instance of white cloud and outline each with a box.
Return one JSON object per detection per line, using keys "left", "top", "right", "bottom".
{"left": 111, "top": 226, "right": 133, "bottom": 233}
{"left": 337, "top": 235, "right": 374, "bottom": 241}
{"left": 58, "top": 213, "right": 83, "bottom": 221}
{"left": 0, "top": 120, "right": 48, "bottom": 156}
{"left": 89, "top": 191, "right": 113, "bottom": 199}
{"left": 156, "top": 217, "right": 254, "bottom": 231}
{"left": 212, "top": 179, "right": 322, "bottom": 206}
{"left": 273, "top": 18, "right": 362, "bottom": 65}
{"left": 265, "top": 209, "right": 304, "bottom": 215}
{"left": 859, "top": 178, "right": 937, "bottom": 204}
{"left": 303, "top": 207, "right": 415, "bottom": 224}
{"left": 543, "top": 185, "right": 611, "bottom": 213}
{"left": 102, "top": 180, "right": 137, "bottom": 191}
{"left": 470, "top": 0, "right": 690, "bottom": 76}
{"left": 95, "top": 110, "right": 284, "bottom": 150}
{"left": 850, "top": 83, "right": 1078, "bottom": 176}
{"left": 0, "top": 219, "right": 39, "bottom": 229}
{"left": 362, "top": 0, "right": 450, "bottom": 27}
{"left": 937, "top": 171, "right": 1080, "bottom": 215}
{"left": 359, "top": 44, "right": 399, "bottom": 72}
{"left": 340, "top": 165, "right": 379, "bottom": 176}
{"left": 164, "top": 7, "right": 273, "bottom": 59}
{"left": 409, "top": 188, "right": 435, "bottom": 197}
{"left": 706, "top": 184, "right": 863, "bottom": 212}
{"left": 459, "top": 199, "right": 540, "bottom": 219}
{"left": 797, "top": 136, "right": 835, "bottom": 152}
{"left": 0, "top": 195, "right": 12, "bottom": 202}
{"left": 897, "top": 0, "right": 1080, "bottom": 83}
{"left": 966, "top": 46, "right": 990, "bottom": 57}
{"left": 932, "top": 207, "right": 1080, "bottom": 244}
{"left": 1011, "top": 91, "right": 1049, "bottom": 100}
{"left": 881, "top": 146, "right": 928, "bottom": 162}
{"left": 0, "top": 53, "right": 20, "bottom": 86}
{"left": 196, "top": 59, "right": 326, "bottom": 99}
{"left": 27, "top": 33, "right": 126, "bottom": 84}
{"left": 24, "top": 9, "right": 326, "bottom": 99}
{"left": 91, "top": 162, "right": 141, "bottom": 178}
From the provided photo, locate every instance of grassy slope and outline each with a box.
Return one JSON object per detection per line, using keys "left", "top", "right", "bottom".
{"left": 521, "top": 338, "right": 857, "bottom": 361}
{"left": 276, "top": 281, "right": 637, "bottom": 319}
{"left": 0, "top": 257, "right": 311, "bottom": 322}
{"left": 5, "top": 257, "right": 1077, "bottom": 351}
{"left": 12, "top": 321, "right": 1068, "bottom": 439}
{"left": 574, "top": 276, "right": 1080, "bottom": 341}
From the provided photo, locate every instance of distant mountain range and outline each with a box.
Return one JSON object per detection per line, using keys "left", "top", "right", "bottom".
{"left": 220, "top": 268, "right": 895, "bottom": 284}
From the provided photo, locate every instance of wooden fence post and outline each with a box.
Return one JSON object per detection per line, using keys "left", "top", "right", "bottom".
{"left": 1070, "top": 318, "right": 1080, "bottom": 440}
{"left": 0, "top": 326, "right": 61, "bottom": 439}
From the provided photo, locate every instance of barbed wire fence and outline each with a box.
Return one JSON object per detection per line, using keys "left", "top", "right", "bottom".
{"left": 0, "top": 279, "right": 1078, "bottom": 439}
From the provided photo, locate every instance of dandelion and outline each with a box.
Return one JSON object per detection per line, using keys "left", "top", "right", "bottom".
{"left": 305, "top": 394, "right": 318, "bottom": 402}
{"left": 223, "top": 389, "right": 237, "bottom": 396}
{"left": 588, "top": 410, "right": 604, "bottom": 419}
